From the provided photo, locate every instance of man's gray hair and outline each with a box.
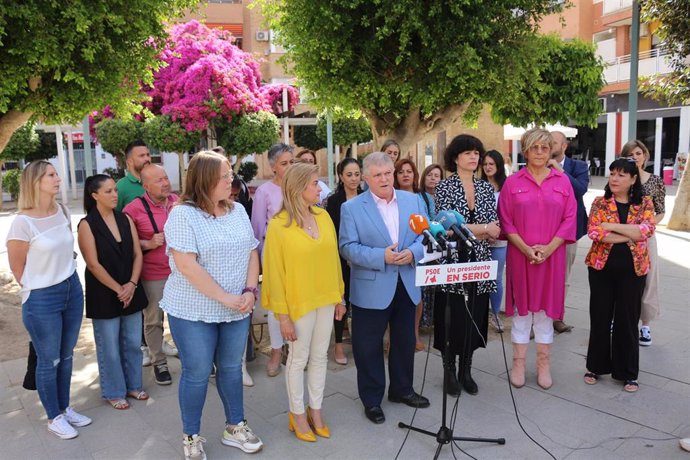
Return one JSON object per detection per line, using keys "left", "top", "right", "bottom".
{"left": 363, "top": 151, "right": 394, "bottom": 176}
{"left": 267, "top": 143, "right": 294, "bottom": 166}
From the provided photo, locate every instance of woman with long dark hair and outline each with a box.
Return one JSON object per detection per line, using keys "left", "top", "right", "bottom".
{"left": 78, "top": 174, "right": 148, "bottom": 410}
{"left": 584, "top": 158, "right": 655, "bottom": 392}
{"left": 7, "top": 161, "right": 90, "bottom": 439}
{"left": 480, "top": 150, "right": 508, "bottom": 328}
{"left": 325, "top": 157, "right": 363, "bottom": 365}
{"left": 434, "top": 134, "right": 501, "bottom": 396}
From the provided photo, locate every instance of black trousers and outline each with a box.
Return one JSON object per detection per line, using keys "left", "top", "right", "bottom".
{"left": 351, "top": 277, "right": 416, "bottom": 408}
{"left": 586, "top": 261, "right": 646, "bottom": 381}
{"left": 432, "top": 289, "right": 489, "bottom": 359}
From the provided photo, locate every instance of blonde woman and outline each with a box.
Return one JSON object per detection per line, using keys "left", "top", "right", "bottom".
{"left": 262, "top": 163, "right": 345, "bottom": 442}
{"left": 6, "top": 161, "right": 91, "bottom": 439}
{"left": 619, "top": 140, "right": 665, "bottom": 346}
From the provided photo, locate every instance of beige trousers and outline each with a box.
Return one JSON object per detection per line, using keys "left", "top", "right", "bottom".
{"left": 641, "top": 235, "right": 660, "bottom": 322}
{"left": 285, "top": 305, "right": 335, "bottom": 414}
{"left": 142, "top": 279, "right": 167, "bottom": 366}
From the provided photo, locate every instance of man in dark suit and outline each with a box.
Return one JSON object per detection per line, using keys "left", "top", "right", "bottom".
{"left": 339, "top": 152, "right": 430, "bottom": 425}
{"left": 549, "top": 131, "right": 589, "bottom": 333}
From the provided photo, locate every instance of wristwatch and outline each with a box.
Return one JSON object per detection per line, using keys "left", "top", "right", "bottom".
{"left": 242, "top": 287, "right": 259, "bottom": 297}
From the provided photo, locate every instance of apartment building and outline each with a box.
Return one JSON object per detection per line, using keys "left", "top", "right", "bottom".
{"left": 541, "top": 0, "right": 689, "bottom": 177}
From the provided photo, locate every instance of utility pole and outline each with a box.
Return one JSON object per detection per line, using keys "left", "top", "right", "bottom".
{"left": 628, "top": 0, "right": 640, "bottom": 141}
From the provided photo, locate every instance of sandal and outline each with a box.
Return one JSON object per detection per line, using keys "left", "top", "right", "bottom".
{"left": 127, "top": 390, "right": 149, "bottom": 400}
{"left": 108, "top": 399, "right": 130, "bottom": 410}
{"left": 623, "top": 380, "right": 639, "bottom": 393}
{"left": 584, "top": 372, "right": 599, "bottom": 385}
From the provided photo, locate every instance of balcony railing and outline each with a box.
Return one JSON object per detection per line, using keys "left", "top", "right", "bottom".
{"left": 603, "top": 46, "right": 673, "bottom": 84}
{"left": 603, "top": 0, "right": 632, "bottom": 15}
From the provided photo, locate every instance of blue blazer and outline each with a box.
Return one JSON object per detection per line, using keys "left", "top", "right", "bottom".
{"left": 563, "top": 156, "right": 589, "bottom": 240}
{"left": 339, "top": 190, "right": 427, "bottom": 310}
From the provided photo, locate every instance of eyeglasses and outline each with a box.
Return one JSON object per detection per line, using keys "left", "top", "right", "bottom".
{"left": 528, "top": 144, "right": 551, "bottom": 153}
{"left": 221, "top": 171, "right": 234, "bottom": 182}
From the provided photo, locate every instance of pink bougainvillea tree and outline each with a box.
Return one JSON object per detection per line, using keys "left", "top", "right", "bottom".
{"left": 146, "top": 20, "right": 268, "bottom": 131}
{"left": 260, "top": 84, "right": 300, "bottom": 116}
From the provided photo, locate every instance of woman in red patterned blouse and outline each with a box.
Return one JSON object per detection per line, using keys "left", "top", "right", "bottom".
{"left": 584, "top": 158, "right": 655, "bottom": 393}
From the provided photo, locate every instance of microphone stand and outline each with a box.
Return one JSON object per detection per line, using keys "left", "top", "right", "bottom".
{"left": 398, "top": 244, "right": 505, "bottom": 459}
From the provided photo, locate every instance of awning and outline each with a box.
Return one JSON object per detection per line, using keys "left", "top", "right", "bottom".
{"left": 206, "top": 23, "right": 243, "bottom": 37}
{"left": 504, "top": 123, "right": 578, "bottom": 141}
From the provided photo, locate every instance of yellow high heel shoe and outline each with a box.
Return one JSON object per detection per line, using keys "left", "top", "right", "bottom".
{"left": 288, "top": 412, "right": 316, "bottom": 442}
{"left": 307, "top": 407, "right": 330, "bottom": 438}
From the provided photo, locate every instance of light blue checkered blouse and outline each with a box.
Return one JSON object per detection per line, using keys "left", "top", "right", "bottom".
{"left": 160, "top": 203, "right": 259, "bottom": 323}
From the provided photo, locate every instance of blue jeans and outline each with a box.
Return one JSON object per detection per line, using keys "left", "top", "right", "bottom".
{"left": 22, "top": 271, "right": 83, "bottom": 419}
{"left": 489, "top": 246, "right": 507, "bottom": 315}
{"left": 92, "top": 313, "right": 143, "bottom": 400}
{"left": 169, "top": 315, "right": 249, "bottom": 435}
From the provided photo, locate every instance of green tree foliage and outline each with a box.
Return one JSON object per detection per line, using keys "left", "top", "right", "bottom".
{"left": 294, "top": 125, "right": 326, "bottom": 151}
{"left": 641, "top": 0, "right": 690, "bottom": 105}
{"left": 95, "top": 118, "right": 144, "bottom": 166}
{"left": 238, "top": 161, "right": 259, "bottom": 183}
{"left": 259, "top": 0, "right": 604, "bottom": 154}
{"left": 1, "top": 122, "right": 40, "bottom": 162}
{"left": 219, "top": 111, "right": 280, "bottom": 158}
{"left": 2, "top": 169, "right": 21, "bottom": 200}
{"left": 316, "top": 110, "right": 373, "bottom": 147}
{"left": 30, "top": 131, "right": 58, "bottom": 162}
{"left": 0, "top": 0, "right": 199, "bottom": 152}
{"left": 142, "top": 116, "right": 200, "bottom": 154}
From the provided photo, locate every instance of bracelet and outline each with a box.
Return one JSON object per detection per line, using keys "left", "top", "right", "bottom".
{"left": 127, "top": 280, "right": 138, "bottom": 288}
{"left": 242, "top": 286, "right": 259, "bottom": 297}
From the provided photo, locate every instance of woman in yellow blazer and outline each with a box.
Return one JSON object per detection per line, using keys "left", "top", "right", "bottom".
{"left": 262, "top": 163, "right": 345, "bottom": 442}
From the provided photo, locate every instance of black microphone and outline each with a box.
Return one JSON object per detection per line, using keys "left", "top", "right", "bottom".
{"left": 408, "top": 214, "right": 441, "bottom": 251}
{"left": 451, "top": 210, "right": 479, "bottom": 243}
{"left": 436, "top": 210, "right": 472, "bottom": 248}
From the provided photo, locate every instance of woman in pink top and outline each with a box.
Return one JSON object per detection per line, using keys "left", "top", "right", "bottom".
{"left": 251, "top": 143, "right": 294, "bottom": 376}
{"left": 498, "top": 128, "right": 576, "bottom": 390}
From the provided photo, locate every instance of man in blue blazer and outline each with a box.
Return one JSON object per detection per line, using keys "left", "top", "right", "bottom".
{"left": 549, "top": 131, "right": 590, "bottom": 333}
{"left": 339, "top": 152, "right": 430, "bottom": 424}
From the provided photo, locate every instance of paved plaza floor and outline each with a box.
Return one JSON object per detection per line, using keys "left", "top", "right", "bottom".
{"left": 0, "top": 177, "right": 688, "bottom": 459}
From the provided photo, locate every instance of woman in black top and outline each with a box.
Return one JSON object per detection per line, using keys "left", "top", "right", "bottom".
{"left": 433, "top": 135, "right": 500, "bottom": 396}
{"left": 78, "top": 174, "right": 148, "bottom": 410}
{"left": 325, "top": 158, "right": 362, "bottom": 365}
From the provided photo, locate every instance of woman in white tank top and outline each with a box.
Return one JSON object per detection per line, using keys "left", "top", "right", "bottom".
{"left": 6, "top": 161, "right": 91, "bottom": 440}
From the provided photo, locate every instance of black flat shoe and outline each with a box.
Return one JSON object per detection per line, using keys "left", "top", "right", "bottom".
{"left": 364, "top": 406, "right": 385, "bottom": 424}
{"left": 388, "top": 392, "right": 430, "bottom": 408}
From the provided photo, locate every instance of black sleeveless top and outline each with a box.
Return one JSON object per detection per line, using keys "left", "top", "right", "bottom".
{"left": 80, "top": 210, "right": 147, "bottom": 319}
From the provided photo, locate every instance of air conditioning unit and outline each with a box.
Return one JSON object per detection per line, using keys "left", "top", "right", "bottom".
{"left": 255, "top": 31, "right": 269, "bottom": 42}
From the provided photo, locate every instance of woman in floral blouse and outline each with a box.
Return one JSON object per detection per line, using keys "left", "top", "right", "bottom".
{"left": 619, "top": 140, "right": 665, "bottom": 347}
{"left": 584, "top": 158, "right": 655, "bottom": 393}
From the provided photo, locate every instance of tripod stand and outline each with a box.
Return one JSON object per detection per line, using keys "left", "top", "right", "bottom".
{"left": 399, "top": 244, "right": 505, "bottom": 459}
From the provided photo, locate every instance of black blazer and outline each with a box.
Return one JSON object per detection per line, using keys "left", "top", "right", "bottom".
{"left": 80, "top": 210, "right": 147, "bottom": 319}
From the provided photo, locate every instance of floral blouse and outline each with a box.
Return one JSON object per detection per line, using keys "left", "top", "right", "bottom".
{"left": 642, "top": 174, "right": 665, "bottom": 215}
{"left": 585, "top": 196, "right": 656, "bottom": 276}
{"left": 434, "top": 174, "right": 497, "bottom": 295}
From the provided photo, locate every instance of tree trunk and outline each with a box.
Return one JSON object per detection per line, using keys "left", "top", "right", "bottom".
{"left": 0, "top": 160, "right": 4, "bottom": 211}
{"left": 668, "top": 166, "right": 690, "bottom": 231}
{"left": 0, "top": 110, "right": 34, "bottom": 153}
{"left": 177, "top": 152, "right": 186, "bottom": 194}
{"left": 365, "top": 104, "right": 468, "bottom": 163}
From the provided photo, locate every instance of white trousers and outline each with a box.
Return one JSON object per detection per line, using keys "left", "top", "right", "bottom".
{"left": 286, "top": 305, "right": 335, "bottom": 414}
{"left": 640, "top": 235, "right": 660, "bottom": 323}
{"left": 511, "top": 311, "right": 554, "bottom": 344}
{"left": 268, "top": 314, "right": 284, "bottom": 350}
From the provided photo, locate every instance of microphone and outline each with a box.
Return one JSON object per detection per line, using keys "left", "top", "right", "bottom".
{"left": 450, "top": 210, "right": 479, "bottom": 243}
{"left": 428, "top": 220, "right": 449, "bottom": 250}
{"left": 436, "top": 210, "right": 473, "bottom": 248}
{"left": 408, "top": 214, "right": 441, "bottom": 250}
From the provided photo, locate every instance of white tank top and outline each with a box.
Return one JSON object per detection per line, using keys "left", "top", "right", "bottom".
{"left": 6, "top": 207, "right": 77, "bottom": 303}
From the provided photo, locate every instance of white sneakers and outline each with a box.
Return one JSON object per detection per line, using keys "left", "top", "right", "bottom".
{"left": 183, "top": 434, "right": 207, "bottom": 460}
{"left": 163, "top": 340, "right": 179, "bottom": 357}
{"left": 48, "top": 408, "right": 92, "bottom": 440}
{"left": 222, "top": 420, "right": 263, "bottom": 453}
{"left": 142, "top": 346, "right": 152, "bottom": 367}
